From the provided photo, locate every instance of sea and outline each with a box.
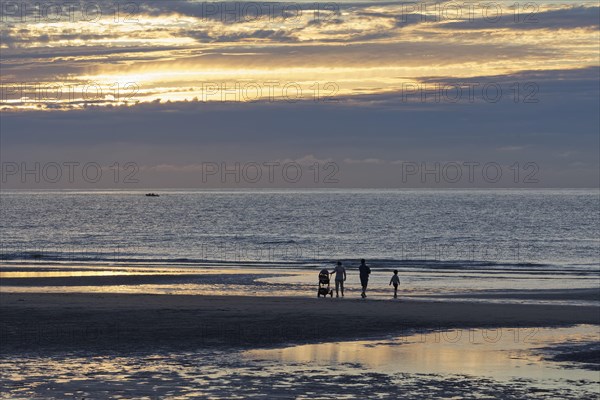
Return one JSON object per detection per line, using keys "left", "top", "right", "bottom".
{"left": 1, "top": 189, "right": 598, "bottom": 300}
{"left": 2, "top": 189, "right": 600, "bottom": 399}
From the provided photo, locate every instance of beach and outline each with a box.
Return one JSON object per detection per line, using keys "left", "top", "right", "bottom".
{"left": 1, "top": 189, "right": 599, "bottom": 398}
{"left": 1, "top": 262, "right": 598, "bottom": 399}
{"left": 2, "top": 291, "right": 599, "bottom": 351}
{"left": 2, "top": 288, "right": 599, "bottom": 399}
{"left": 2, "top": 0, "right": 599, "bottom": 394}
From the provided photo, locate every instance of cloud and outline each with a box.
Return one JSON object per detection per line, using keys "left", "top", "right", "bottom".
{"left": 2, "top": 1, "right": 597, "bottom": 102}
{"left": 141, "top": 164, "right": 205, "bottom": 173}
{"left": 1, "top": 67, "right": 597, "bottom": 187}
{"left": 1, "top": 1, "right": 598, "bottom": 187}
{"left": 280, "top": 155, "right": 335, "bottom": 165}
{"left": 558, "top": 151, "right": 577, "bottom": 158}
{"left": 343, "top": 158, "right": 386, "bottom": 165}
{"left": 182, "top": 28, "right": 300, "bottom": 43}
{"left": 438, "top": 6, "right": 600, "bottom": 31}
{"left": 497, "top": 146, "right": 526, "bottom": 152}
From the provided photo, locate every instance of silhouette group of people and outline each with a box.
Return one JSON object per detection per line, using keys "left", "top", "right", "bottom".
{"left": 329, "top": 259, "right": 400, "bottom": 299}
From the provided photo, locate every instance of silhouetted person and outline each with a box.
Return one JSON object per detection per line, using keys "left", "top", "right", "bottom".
{"left": 390, "top": 269, "right": 400, "bottom": 299}
{"left": 359, "top": 259, "right": 371, "bottom": 298}
{"left": 330, "top": 261, "right": 346, "bottom": 297}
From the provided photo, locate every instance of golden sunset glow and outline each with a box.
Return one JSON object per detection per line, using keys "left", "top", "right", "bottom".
{"left": 2, "top": 2, "right": 598, "bottom": 109}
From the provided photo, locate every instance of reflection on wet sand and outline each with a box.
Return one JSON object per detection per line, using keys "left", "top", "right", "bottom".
{"left": 1, "top": 326, "right": 597, "bottom": 399}
{"left": 245, "top": 325, "right": 600, "bottom": 383}
{"left": 2, "top": 264, "right": 599, "bottom": 306}
{"left": 0, "top": 270, "right": 140, "bottom": 278}
{"left": 0, "top": 264, "right": 302, "bottom": 297}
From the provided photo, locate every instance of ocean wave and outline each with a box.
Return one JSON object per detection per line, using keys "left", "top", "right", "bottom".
{"left": 1, "top": 252, "right": 598, "bottom": 276}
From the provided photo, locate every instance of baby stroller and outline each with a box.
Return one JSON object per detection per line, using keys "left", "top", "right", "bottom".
{"left": 317, "top": 269, "right": 333, "bottom": 298}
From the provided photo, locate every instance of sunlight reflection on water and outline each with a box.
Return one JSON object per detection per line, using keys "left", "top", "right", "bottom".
{"left": 1, "top": 326, "right": 598, "bottom": 399}
{"left": 244, "top": 325, "right": 600, "bottom": 383}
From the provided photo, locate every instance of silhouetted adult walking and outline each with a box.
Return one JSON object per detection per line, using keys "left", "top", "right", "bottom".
{"left": 330, "top": 261, "right": 346, "bottom": 298}
{"left": 359, "top": 259, "right": 371, "bottom": 298}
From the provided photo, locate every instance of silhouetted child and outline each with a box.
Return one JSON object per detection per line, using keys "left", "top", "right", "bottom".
{"left": 389, "top": 270, "right": 400, "bottom": 298}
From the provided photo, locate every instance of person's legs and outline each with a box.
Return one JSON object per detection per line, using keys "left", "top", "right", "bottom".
{"left": 393, "top": 283, "right": 398, "bottom": 298}
{"left": 335, "top": 280, "right": 340, "bottom": 297}
{"left": 340, "top": 280, "right": 344, "bottom": 297}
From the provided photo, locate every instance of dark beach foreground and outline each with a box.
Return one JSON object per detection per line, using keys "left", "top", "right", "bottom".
{"left": 1, "top": 292, "right": 598, "bottom": 353}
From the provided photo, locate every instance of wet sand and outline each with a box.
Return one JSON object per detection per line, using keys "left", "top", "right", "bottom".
{"left": 428, "top": 288, "right": 600, "bottom": 301}
{"left": 1, "top": 292, "right": 598, "bottom": 352}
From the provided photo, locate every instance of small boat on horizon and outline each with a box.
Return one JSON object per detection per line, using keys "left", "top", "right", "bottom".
{"left": 145, "top": 193, "right": 160, "bottom": 197}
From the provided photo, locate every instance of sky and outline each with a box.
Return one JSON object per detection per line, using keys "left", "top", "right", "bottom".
{"left": 0, "top": 0, "right": 598, "bottom": 188}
